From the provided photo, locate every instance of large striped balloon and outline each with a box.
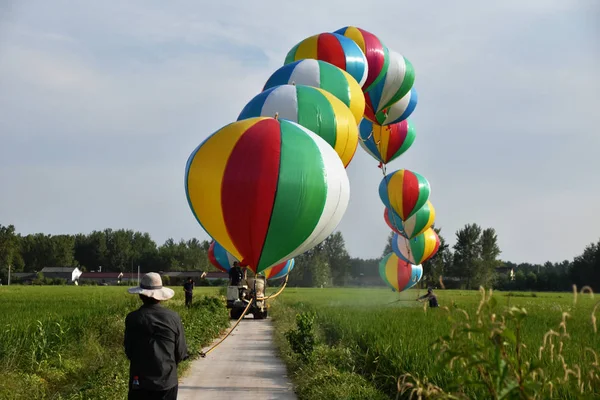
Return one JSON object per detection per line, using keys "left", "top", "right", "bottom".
{"left": 384, "top": 207, "right": 406, "bottom": 236}
{"left": 264, "top": 258, "right": 295, "bottom": 280}
{"left": 185, "top": 117, "right": 350, "bottom": 274}
{"left": 333, "top": 26, "right": 389, "bottom": 92}
{"left": 237, "top": 85, "right": 358, "bottom": 167}
{"left": 208, "top": 240, "right": 239, "bottom": 273}
{"left": 359, "top": 119, "right": 415, "bottom": 165}
{"left": 364, "top": 87, "right": 418, "bottom": 126}
{"left": 379, "top": 169, "right": 430, "bottom": 221}
{"left": 392, "top": 229, "right": 440, "bottom": 265}
{"left": 365, "top": 50, "right": 415, "bottom": 118}
{"left": 284, "top": 32, "right": 368, "bottom": 87}
{"left": 379, "top": 252, "right": 423, "bottom": 292}
{"left": 401, "top": 201, "right": 436, "bottom": 239}
{"left": 263, "top": 59, "right": 365, "bottom": 124}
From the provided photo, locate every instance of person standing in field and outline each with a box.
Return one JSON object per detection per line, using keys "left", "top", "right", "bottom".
{"left": 229, "top": 261, "right": 244, "bottom": 286}
{"left": 124, "top": 272, "right": 188, "bottom": 400}
{"left": 183, "top": 277, "right": 194, "bottom": 308}
{"left": 417, "top": 288, "right": 439, "bottom": 308}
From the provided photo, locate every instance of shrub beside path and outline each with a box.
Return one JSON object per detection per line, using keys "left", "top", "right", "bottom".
{"left": 178, "top": 318, "right": 297, "bottom": 400}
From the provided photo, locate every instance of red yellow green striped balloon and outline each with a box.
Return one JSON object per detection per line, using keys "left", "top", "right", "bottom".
{"left": 262, "top": 59, "right": 365, "bottom": 124}
{"left": 185, "top": 117, "right": 350, "bottom": 274}
{"left": 263, "top": 259, "right": 295, "bottom": 280}
{"left": 379, "top": 169, "right": 430, "bottom": 221}
{"left": 284, "top": 32, "right": 368, "bottom": 87}
{"left": 379, "top": 252, "right": 423, "bottom": 292}
{"left": 358, "top": 119, "right": 416, "bottom": 165}
{"left": 237, "top": 84, "right": 358, "bottom": 168}
{"left": 333, "top": 26, "right": 389, "bottom": 92}
{"left": 401, "top": 201, "right": 436, "bottom": 239}
{"left": 391, "top": 229, "right": 440, "bottom": 265}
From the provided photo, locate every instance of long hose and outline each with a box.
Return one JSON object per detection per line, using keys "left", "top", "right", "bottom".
{"left": 200, "top": 298, "right": 254, "bottom": 358}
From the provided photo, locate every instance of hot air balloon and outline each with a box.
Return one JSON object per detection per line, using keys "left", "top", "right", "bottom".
{"left": 263, "top": 59, "right": 365, "bottom": 124}
{"left": 284, "top": 32, "right": 368, "bottom": 87}
{"left": 263, "top": 258, "right": 295, "bottom": 280}
{"left": 364, "top": 50, "right": 415, "bottom": 120}
{"left": 401, "top": 201, "right": 436, "bottom": 239}
{"left": 333, "top": 26, "right": 389, "bottom": 92}
{"left": 208, "top": 240, "right": 239, "bottom": 273}
{"left": 384, "top": 207, "right": 405, "bottom": 236}
{"left": 359, "top": 119, "right": 415, "bottom": 165}
{"left": 379, "top": 169, "right": 430, "bottom": 221}
{"left": 391, "top": 229, "right": 440, "bottom": 265}
{"left": 237, "top": 84, "right": 358, "bottom": 167}
{"left": 379, "top": 252, "right": 423, "bottom": 292}
{"left": 364, "top": 87, "right": 418, "bottom": 126}
{"left": 185, "top": 117, "right": 350, "bottom": 274}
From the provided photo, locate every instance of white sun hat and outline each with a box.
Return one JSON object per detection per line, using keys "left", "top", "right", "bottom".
{"left": 127, "top": 272, "right": 174, "bottom": 301}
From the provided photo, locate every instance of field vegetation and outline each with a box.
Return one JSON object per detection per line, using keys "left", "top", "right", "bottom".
{"left": 271, "top": 287, "right": 600, "bottom": 399}
{"left": 0, "top": 286, "right": 228, "bottom": 400}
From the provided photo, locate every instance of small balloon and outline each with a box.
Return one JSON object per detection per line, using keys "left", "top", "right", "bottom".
{"left": 379, "top": 169, "right": 431, "bottom": 220}
{"left": 364, "top": 87, "right": 418, "bottom": 126}
{"left": 391, "top": 229, "right": 440, "bottom": 265}
{"left": 263, "top": 59, "right": 365, "bottom": 124}
{"left": 208, "top": 240, "right": 239, "bottom": 273}
{"left": 285, "top": 32, "right": 369, "bottom": 87}
{"left": 402, "top": 201, "right": 436, "bottom": 239}
{"left": 359, "top": 119, "right": 415, "bottom": 165}
{"left": 379, "top": 252, "right": 423, "bottom": 292}
{"left": 263, "top": 259, "right": 295, "bottom": 280}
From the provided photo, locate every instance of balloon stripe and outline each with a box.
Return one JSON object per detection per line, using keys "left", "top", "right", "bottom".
{"left": 289, "top": 59, "right": 321, "bottom": 87}
{"left": 185, "top": 118, "right": 263, "bottom": 261}
{"left": 296, "top": 86, "right": 336, "bottom": 147}
{"left": 318, "top": 89, "right": 358, "bottom": 167}
{"left": 317, "top": 33, "right": 346, "bottom": 72}
{"left": 284, "top": 43, "right": 300, "bottom": 65}
{"left": 386, "top": 122, "right": 407, "bottom": 161}
{"left": 359, "top": 29, "right": 387, "bottom": 91}
{"left": 396, "top": 121, "right": 416, "bottom": 155}
{"left": 259, "top": 86, "right": 299, "bottom": 121}
{"left": 258, "top": 121, "right": 327, "bottom": 270}
{"left": 379, "top": 52, "right": 408, "bottom": 112}
{"left": 221, "top": 119, "right": 282, "bottom": 269}
{"left": 401, "top": 170, "right": 419, "bottom": 219}
{"left": 392, "top": 58, "right": 415, "bottom": 106}
{"left": 379, "top": 254, "right": 391, "bottom": 285}
{"left": 319, "top": 64, "right": 351, "bottom": 116}
{"left": 358, "top": 139, "right": 380, "bottom": 161}
{"left": 294, "top": 35, "right": 319, "bottom": 61}
{"left": 238, "top": 89, "right": 271, "bottom": 120}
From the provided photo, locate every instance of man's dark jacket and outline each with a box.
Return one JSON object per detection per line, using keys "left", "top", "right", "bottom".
{"left": 124, "top": 303, "right": 188, "bottom": 390}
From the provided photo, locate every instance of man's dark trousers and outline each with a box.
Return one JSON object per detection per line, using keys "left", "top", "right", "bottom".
{"left": 185, "top": 293, "right": 192, "bottom": 308}
{"left": 128, "top": 385, "right": 178, "bottom": 400}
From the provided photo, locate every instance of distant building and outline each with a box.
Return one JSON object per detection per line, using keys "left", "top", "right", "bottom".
{"left": 40, "top": 267, "right": 82, "bottom": 283}
{"left": 204, "top": 271, "right": 228, "bottom": 282}
{"left": 12, "top": 272, "right": 36, "bottom": 284}
{"left": 496, "top": 266, "right": 515, "bottom": 281}
{"left": 80, "top": 272, "right": 124, "bottom": 285}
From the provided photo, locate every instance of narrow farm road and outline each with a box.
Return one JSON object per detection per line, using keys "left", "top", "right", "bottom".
{"left": 178, "top": 318, "right": 297, "bottom": 400}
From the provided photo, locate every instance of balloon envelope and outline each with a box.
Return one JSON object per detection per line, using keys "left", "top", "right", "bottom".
{"left": 365, "top": 50, "right": 415, "bottom": 118}
{"left": 238, "top": 84, "right": 359, "bottom": 167}
{"left": 401, "top": 201, "right": 436, "bottom": 239}
{"left": 359, "top": 119, "right": 415, "bottom": 165}
{"left": 392, "top": 229, "right": 440, "bottom": 265}
{"left": 333, "top": 26, "right": 389, "bottom": 92}
{"left": 379, "top": 252, "right": 423, "bottom": 292}
{"left": 379, "top": 169, "right": 430, "bottom": 221}
{"left": 185, "top": 117, "right": 350, "bottom": 274}
{"left": 384, "top": 207, "right": 405, "bottom": 236}
{"left": 263, "top": 59, "right": 365, "bottom": 124}
{"left": 208, "top": 240, "right": 239, "bottom": 273}
{"left": 264, "top": 258, "right": 295, "bottom": 280}
{"left": 364, "top": 87, "right": 418, "bottom": 126}
{"left": 285, "top": 32, "right": 368, "bottom": 87}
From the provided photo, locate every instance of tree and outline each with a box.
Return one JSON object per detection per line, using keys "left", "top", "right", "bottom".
{"left": 322, "top": 232, "right": 351, "bottom": 286}
{"left": 104, "top": 229, "right": 133, "bottom": 272}
{"left": 451, "top": 223, "right": 483, "bottom": 289}
{"left": 0, "top": 224, "right": 19, "bottom": 281}
{"left": 477, "top": 228, "right": 502, "bottom": 288}
{"left": 382, "top": 232, "right": 394, "bottom": 257}
{"left": 570, "top": 239, "right": 600, "bottom": 291}
{"left": 422, "top": 226, "right": 452, "bottom": 287}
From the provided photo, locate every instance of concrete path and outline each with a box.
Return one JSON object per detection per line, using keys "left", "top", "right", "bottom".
{"left": 178, "top": 317, "right": 297, "bottom": 399}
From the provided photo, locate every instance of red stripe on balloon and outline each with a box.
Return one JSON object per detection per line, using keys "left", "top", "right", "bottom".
{"left": 221, "top": 119, "right": 281, "bottom": 271}
{"left": 396, "top": 258, "right": 411, "bottom": 291}
{"left": 266, "top": 262, "right": 286, "bottom": 278}
{"left": 207, "top": 242, "right": 226, "bottom": 273}
{"left": 385, "top": 122, "right": 405, "bottom": 161}
{"left": 359, "top": 28, "right": 386, "bottom": 90}
{"left": 401, "top": 170, "right": 419, "bottom": 219}
{"left": 317, "top": 33, "right": 346, "bottom": 72}
{"left": 363, "top": 101, "right": 376, "bottom": 121}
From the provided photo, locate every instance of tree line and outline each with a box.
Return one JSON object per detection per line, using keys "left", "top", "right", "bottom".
{"left": 0, "top": 223, "right": 598, "bottom": 291}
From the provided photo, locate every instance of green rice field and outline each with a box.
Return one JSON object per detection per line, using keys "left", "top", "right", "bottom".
{"left": 0, "top": 286, "right": 228, "bottom": 400}
{"left": 270, "top": 287, "right": 600, "bottom": 399}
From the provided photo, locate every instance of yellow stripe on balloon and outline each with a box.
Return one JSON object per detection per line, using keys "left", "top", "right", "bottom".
{"left": 384, "top": 255, "right": 397, "bottom": 289}
{"left": 374, "top": 125, "right": 391, "bottom": 163}
{"left": 423, "top": 202, "right": 436, "bottom": 236}
{"left": 343, "top": 27, "right": 366, "bottom": 53}
{"left": 294, "top": 34, "right": 319, "bottom": 61}
{"left": 186, "top": 118, "right": 267, "bottom": 260}
{"left": 345, "top": 72, "right": 366, "bottom": 124}
{"left": 387, "top": 170, "right": 408, "bottom": 220}
{"left": 422, "top": 228, "right": 438, "bottom": 260}
{"left": 316, "top": 88, "right": 359, "bottom": 167}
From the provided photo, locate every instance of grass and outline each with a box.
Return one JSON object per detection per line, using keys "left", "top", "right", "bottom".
{"left": 0, "top": 285, "right": 228, "bottom": 400}
{"left": 270, "top": 287, "right": 600, "bottom": 399}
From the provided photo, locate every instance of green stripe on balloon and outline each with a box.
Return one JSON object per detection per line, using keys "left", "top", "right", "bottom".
{"left": 258, "top": 120, "right": 327, "bottom": 272}
{"left": 285, "top": 44, "right": 299, "bottom": 65}
{"left": 319, "top": 65, "right": 351, "bottom": 108}
{"left": 379, "top": 253, "right": 391, "bottom": 285}
{"left": 296, "top": 86, "right": 337, "bottom": 146}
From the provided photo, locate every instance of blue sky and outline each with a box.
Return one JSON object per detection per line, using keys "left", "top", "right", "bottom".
{"left": 0, "top": 0, "right": 598, "bottom": 264}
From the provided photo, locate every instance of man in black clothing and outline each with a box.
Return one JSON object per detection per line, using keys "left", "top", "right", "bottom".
{"left": 125, "top": 272, "right": 188, "bottom": 400}
{"left": 183, "top": 278, "right": 194, "bottom": 308}
{"left": 417, "top": 288, "right": 439, "bottom": 308}
{"left": 229, "top": 261, "right": 244, "bottom": 286}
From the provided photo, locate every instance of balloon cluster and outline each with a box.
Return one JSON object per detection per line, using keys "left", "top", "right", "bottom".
{"left": 184, "top": 26, "right": 438, "bottom": 286}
